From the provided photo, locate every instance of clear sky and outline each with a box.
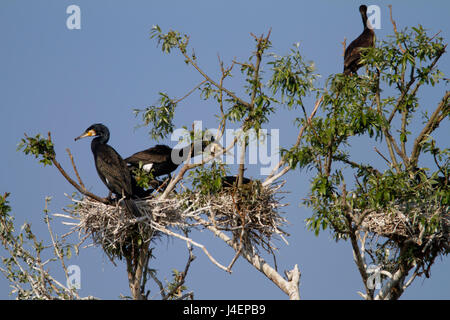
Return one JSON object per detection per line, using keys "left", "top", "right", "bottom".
{"left": 0, "top": 0, "right": 448, "bottom": 299}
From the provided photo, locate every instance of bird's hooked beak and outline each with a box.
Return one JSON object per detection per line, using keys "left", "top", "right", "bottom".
{"left": 74, "top": 129, "right": 96, "bottom": 141}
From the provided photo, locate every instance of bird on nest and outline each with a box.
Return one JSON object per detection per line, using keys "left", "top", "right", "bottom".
{"left": 124, "top": 136, "right": 224, "bottom": 183}
{"left": 75, "top": 123, "right": 143, "bottom": 217}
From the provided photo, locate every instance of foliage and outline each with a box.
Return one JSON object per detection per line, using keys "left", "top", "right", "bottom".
{"left": 11, "top": 17, "right": 449, "bottom": 300}
{"left": 131, "top": 163, "right": 156, "bottom": 190}
{"left": 157, "top": 268, "right": 191, "bottom": 300}
{"left": 268, "top": 44, "right": 320, "bottom": 109}
{"left": 135, "top": 25, "right": 320, "bottom": 141}
{"left": 17, "top": 134, "right": 55, "bottom": 166}
{"left": 0, "top": 194, "right": 83, "bottom": 299}
{"left": 133, "top": 92, "right": 177, "bottom": 141}
{"left": 293, "top": 24, "right": 448, "bottom": 299}
{"left": 300, "top": 25, "right": 448, "bottom": 239}
{"left": 189, "top": 162, "right": 228, "bottom": 195}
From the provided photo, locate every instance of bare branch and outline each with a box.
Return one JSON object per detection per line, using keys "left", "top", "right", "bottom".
{"left": 66, "top": 148, "right": 85, "bottom": 189}
{"left": 173, "top": 80, "right": 207, "bottom": 104}
{"left": 373, "top": 147, "right": 391, "bottom": 165}
{"left": 263, "top": 96, "right": 323, "bottom": 187}
{"left": 177, "top": 43, "right": 252, "bottom": 110}
{"left": 46, "top": 133, "right": 110, "bottom": 204}
{"left": 164, "top": 236, "right": 196, "bottom": 299}
{"left": 341, "top": 37, "right": 347, "bottom": 56}
{"left": 150, "top": 222, "right": 230, "bottom": 273}
{"left": 410, "top": 91, "right": 449, "bottom": 167}
{"left": 388, "top": 5, "right": 406, "bottom": 54}
{"left": 193, "top": 216, "right": 301, "bottom": 299}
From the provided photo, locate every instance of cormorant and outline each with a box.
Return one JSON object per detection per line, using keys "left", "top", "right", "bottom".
{"left": 75, "top": 124, "right": 142, "bottom": 217}
{"left": 343, "top": 5, "right": 375, "bottom": 75}
{"left": 125, "top": 138, "right": 218, "bottom": 179}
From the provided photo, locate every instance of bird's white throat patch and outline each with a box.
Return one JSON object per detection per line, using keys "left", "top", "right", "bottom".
{"left": 143, "top": 163, "right": 154, "bottom": 172}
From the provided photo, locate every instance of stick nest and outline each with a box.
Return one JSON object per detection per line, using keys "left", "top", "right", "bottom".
{"left": 185, "top": 181, "right": 289, "bottom": 253}
{"left": 65, "top": 181, "right": 288, "bottom": 259}
{"left": 360, "top": 201, "right": 450, "bottom": 256}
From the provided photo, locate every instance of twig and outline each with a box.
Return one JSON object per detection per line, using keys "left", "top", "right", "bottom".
{"left": 46, "top": 132, "right": 110, "bottom": 204}
{"left": 149, "top": 222, "right": 230, "bottom": 273}
{"left": 45, "top": 209, "right": 70, "bottom": 285}
{"left": 373, "top": 147, "right": 391, "bottom": 165}
{"left": 177, "top": 40, "right": 252, "bottom": 110}
{"left": 227, "top": 190, "right": 246, "bottom": 271}
{"left": 173, "top": 80, "right": 207, "bottom": 104}
{"left": 149, "top": 272, "right": 166, "bottom": 299}
{"left": 164, "top": 233, "right": 196, "bottom": 299}
{"left": 192, "top": 215, "right": 301, "bottom": 299}
{"left": 410, "top": 91, "right": 449, "bottom": 167}
{"left": 342, "top": 38, "right": 347, "bottom": 56}
{"left": 388, "top": 5, "right": 406, "bottom": 53}
{"left": 216, "top": 56, "right": 234, "bottom": 139}
{"left": 263, "top": 96, "right": 323, "bottom": 187}
{"left": 66, "top": 148, "right": 85, "bottom": 189}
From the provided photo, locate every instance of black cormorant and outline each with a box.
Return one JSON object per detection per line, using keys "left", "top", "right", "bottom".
{"left": 343, "top": 5, "right": 375, "bottom": 75}
{"left": 75, "top": 123, "right": 142, "bottom": 217}
{"left": 125, "top": 139, "right": 217, "bottom": 178}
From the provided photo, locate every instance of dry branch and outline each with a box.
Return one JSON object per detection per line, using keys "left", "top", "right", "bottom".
{"left": 59, "top": 182, "right": 289, "bottom": 270}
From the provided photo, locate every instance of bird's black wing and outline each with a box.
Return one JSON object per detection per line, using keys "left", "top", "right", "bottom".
{"left": 94, "top": 144, "right": 133, "bottom": 197}
{"left": 125, "top": 145, "right": 172, "bottom": 166}
{"left": 344, "top": 29, "right": 375, "bottom": 74}
{"left": 344, "top": 34, "right": 364, "bottom": 72}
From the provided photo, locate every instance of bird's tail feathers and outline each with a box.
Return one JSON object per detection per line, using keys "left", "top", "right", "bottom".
{"left": 123, "top": 198, "right": 142, "bottom": 217}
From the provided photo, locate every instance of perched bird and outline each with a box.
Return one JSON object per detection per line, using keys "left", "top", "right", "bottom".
{"left": 125, "top": 138, "right": 219, "bottom": 179}
{"left": 343, "top": 5, "right": 375, "bottom": 75}
{"left": 75, "top": 123, "right": 141, "bottom": 217}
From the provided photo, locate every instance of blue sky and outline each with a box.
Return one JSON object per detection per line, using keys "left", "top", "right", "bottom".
{"left": 0, "top": 0, "right": 448, "bottom": 299}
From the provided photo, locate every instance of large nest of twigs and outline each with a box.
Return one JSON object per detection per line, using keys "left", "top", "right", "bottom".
{"left": 359, "top": 201, "right": 450, "bottom": 257}
{"left": 65, "top": 181, "right": 288, "bottom": 259}
{"left": 184, "top": 181, "right": 289, "bottom": 253}
{"left": 70, "top": 197, "right": 181, "bottom": 257}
